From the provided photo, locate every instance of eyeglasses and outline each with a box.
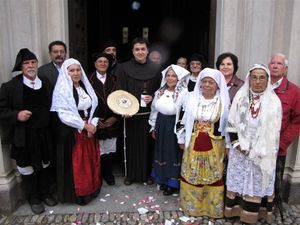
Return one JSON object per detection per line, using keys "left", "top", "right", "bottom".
{"left": 250, "top": 76, "right": 267, "bottom": 81}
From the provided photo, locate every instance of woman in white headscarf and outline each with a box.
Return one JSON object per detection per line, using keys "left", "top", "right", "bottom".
{"left": 149, "top": 64, "right": 189, "bottom": 195}
{"left": 51, "top": 58, "right": 101, "bottom": 205}
{"left": 224, "top": 64, "right": 282, "bottom": 224}
{"left": 177, "top": 68, "right": 230, "bottom": 218}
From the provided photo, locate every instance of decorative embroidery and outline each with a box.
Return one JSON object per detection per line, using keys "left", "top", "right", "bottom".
{"left": 249, "top": 94, "right": 261, "bottom": 118}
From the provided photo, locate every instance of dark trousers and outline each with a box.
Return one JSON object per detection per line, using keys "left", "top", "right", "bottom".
{"left": 21, "top": 167, "right": 51, "bottom": 203}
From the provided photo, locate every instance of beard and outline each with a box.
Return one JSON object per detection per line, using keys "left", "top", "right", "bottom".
{"left": 26, "top": 70, "right": 36, "bottom": 78}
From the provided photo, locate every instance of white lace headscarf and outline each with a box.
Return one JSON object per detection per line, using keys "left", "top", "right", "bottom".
{"left": 226, "top": 64, "right": 282, "bottom": 190}
{"left": 157, "top": 64, "right": 190, "bottom": 101}
{"left": 182, "top": 68, "right": 230, "bottom": 149}
{"left": 51, "top": 58, "right": 98, "bottom": 128}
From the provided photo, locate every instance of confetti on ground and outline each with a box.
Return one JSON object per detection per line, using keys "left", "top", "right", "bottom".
{"left": 137, "top": 207, "right": 149, "bottom": 214}
{"left": 105, "top": 194, "right": 110, "bottom": 197}
{"left": 125, "top": 195, "right": 129, "bottom": 199}
{"left": 179, "top": 216, "right": 190, "bottom": 222}
{"left": 100, "top": 198, "right": 106, "bottom": 202}
{"left": 164, "top": 219, "right": 172, "bottom": 225}
{"left": 49, "top": 210, "right": 53, "bottom": 214}
{"left": 120, "top": 201, "right": 125, "bottom": 204}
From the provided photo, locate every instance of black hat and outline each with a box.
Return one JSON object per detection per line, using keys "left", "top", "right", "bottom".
{"left": 93, "top": 52, "right": 113, "bottom": 66}
{"left": 12, "top": 48, "right": 37, "bottom": 72}
{"left": 101, "top": 40, "right": 118, "bottom": 52}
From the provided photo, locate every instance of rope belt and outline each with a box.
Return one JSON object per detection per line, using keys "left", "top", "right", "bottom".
{"left": 134, "top": 112, "right": 151, "bottom": 116}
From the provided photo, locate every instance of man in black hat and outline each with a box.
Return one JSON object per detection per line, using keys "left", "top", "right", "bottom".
{"left": 89, "top": 52, "right": 121, "bottom": 186}
{"left": 0, "top": 48, "right": 57, "bottom": 214}
{"left": 102, "top": 40, "right": 119, "bottom": 74}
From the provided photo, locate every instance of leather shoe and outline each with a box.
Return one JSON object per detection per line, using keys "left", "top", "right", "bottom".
{"left": 124, "top": 177, "right": 132, "bottom": 185}
{"left": 159, "top": 184, "right": 167, "bottom": 191}
{"left": 29, "top": 199, "right": 45, "bottom": 214}
{"left": 104, "top": 176, "right": 115, "bottom": 186}
{"left": 146, "top": 177, "right": 154, "bottom": 185}
{"left": 42, "top": 195, "right": 57, "bottom": 206}
{"left": 163, "top": 187, "right": 175, "bottom": 196}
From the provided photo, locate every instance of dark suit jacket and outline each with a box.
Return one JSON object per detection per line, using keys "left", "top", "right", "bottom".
{"left": 38, "top": 62, "right": 59, "bottom": 90}
{"left": 0, "top": 74, "right": 51, "bottom": 147}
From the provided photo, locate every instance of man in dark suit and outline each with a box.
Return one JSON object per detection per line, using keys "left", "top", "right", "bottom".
{"left": 0, "top": 48, "right": 57, "bottom": 214}
{"left": 38, "top": 40, "right": 67, "bottom": 90}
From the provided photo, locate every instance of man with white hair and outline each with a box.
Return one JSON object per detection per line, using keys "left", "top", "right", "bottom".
{"left": 268, "top": 53, "right": 300, "bottom": 215}
{"left": 0, "top": 48, "right": 57, "bottom": 214}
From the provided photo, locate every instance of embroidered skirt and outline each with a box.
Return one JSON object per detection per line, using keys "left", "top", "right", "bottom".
{"left": 180, "top": 121, "right": 225, "bottom": 218}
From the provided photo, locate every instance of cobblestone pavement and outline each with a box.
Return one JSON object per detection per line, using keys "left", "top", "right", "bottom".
{"left": 1, "top": 202, "right": 300, "bottom": 224}
{"left": 0, "top": 205, "right": 299, "bottom": 225}
{"left": 1, "top": 175, "right": 300, "bottom": 225}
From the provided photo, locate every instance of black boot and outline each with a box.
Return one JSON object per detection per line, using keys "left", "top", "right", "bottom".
{"left": 38, "top": 167, "right": 57, "bottom": 206}
{"left": 101, "top": 154, "right": 115, "bottom": 185}
{"left": 22, "top": 174, "right": 45, "bottom": 214}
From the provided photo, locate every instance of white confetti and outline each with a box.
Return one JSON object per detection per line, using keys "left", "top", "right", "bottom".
{"left": 77, "top": 207, "right": 80, "bottom": 211}
{"left": 106, "top": 211, "right": 109, "bottom": 215}
{"left": 155, "top": 210, "right": 160, "bottom": 214}
{"left": 105, "top": 193, "right": 110, "bottom": 197}
{"left": 133, "top": 203, "right": 136, "bottom": 207}
{"left": 120, "top": 201, "right": 125, "bottom": 204}
{"left": 96, "top": 223, "right": 101, "bottom": 225}
{"left": 164, "top": 201, "right": 168, "bottom": 204}
{"left": 179, "top": 216, "right": 190, "bottom": 222}
{"left": 99, "top": 198, "right": 106, "bottom": 202}
{"left": 125, "top": 195, "right": 129, "bottom": 199}
{"left": 137, "top": 207, "right": 149, "bottom": 214}
{"left": 164, "top": 219, "right": 172, "bottom": 225}
{"left": 49, "top": 210, "right": 53, "bottom": 214}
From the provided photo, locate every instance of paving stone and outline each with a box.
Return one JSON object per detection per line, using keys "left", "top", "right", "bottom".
{"left": 54, "top": 214, "right": 63, "bottom": 223}
{"left": 94, "top": 213, "right": 101, "bottom": 223}
{"left": 69, "top": 214, "right": 77, "bottom": 222}
{"left": 163, "top": 211, "right": 171, "bottom": 219}
{"left": 63, "top": 214, "right": 70, "bottom": 222}
{"left": 36, "top": 214, "right": 45, "bottom": 223}
{"left": 79, "top": 212, "right": 88, "bottom": 223}
{"left": 170, "top": 210, "right": 178, "bottom": 219}
{"left": 101, "top": 213, "right": 109, "bottom": 222}
{"left": 88, "top": 213, "right": 95, "bottom": 223}
{"left": 24, "top": 215, "right": 32, "bottom": 223}
{"left": 121, "top": 213, "right": 130, "bottom": 222}
{"left": 109, "top": 213, "right": 115, "bottom": 221}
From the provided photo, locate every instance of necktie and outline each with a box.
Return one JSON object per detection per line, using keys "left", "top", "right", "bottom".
{"left": 31, "top": 81, "right": 35, "bottom": 89}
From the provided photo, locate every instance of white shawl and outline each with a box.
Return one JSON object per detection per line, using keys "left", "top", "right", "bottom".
{"left": 51, "top": 58, "right": 98, "bottom": 131}
{"left": 226, "top": 64, "right": 282, "bottom": 190}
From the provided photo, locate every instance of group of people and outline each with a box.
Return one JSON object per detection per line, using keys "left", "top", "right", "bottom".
{"left": 0, "top": 37, "right": 299, "bottom": 225}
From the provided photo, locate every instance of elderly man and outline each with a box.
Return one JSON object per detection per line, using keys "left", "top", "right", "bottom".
{"left": 268, "top": 53, "right": 300, "bottom": 215}
{"left": 38, "top": 40, "right": 67, "bottom": 90}
{"left": 0, "top": 48, "right": 57, "bottom": 214}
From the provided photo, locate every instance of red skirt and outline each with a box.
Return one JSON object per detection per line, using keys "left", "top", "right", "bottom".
{"left": 72, "top": 131, "right": 101, "bottom": 196}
